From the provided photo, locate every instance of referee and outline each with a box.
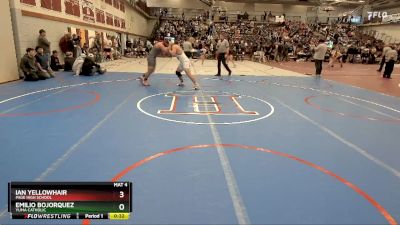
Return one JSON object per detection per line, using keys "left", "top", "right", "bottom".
{"left": 215, "top": 33, "right": 232, "bottom": 77}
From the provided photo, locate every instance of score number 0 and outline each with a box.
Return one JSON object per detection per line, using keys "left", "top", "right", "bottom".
{"left": 119, "top": 191, "right": 125, "bottom": 210}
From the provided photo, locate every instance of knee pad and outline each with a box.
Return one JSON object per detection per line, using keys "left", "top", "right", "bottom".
{"left": 175, "top": 71, "right": 183, "bottom": 78}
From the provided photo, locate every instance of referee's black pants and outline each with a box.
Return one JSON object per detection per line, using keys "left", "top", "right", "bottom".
{"left": 378, "top": 56, "right": 386, "bottom": 72}
{"left": 217, "top": 53, "right": 231, "bottom": 76}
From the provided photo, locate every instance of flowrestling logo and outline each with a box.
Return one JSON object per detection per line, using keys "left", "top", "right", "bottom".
{"left": 367, "top": 11, "right": 388, "bottom": 21}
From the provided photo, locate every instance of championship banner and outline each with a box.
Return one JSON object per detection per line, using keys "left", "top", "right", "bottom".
{"left": 96, "top": 8, "right": 105, "bottom": 24}
{"left": 64, "top": 0, "right": 80, "bottom": 17}
{"left": 106, "top": 12, "right": 114, "bottom": 26}
{"left": 114, "top": 16, "right": 121, "bottom": 28}
{"left": 275, "top": 16, "right": 285, "bottom": 23}
{"left": 82, "top": 0, "right": 95, "bottom": 23}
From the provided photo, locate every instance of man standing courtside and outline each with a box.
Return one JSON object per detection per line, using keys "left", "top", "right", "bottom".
{"left": 37, "top": 29, "right": 51, "bottom": 56}
{"left": 215, "top": 33, "right": 232, "bottom": 77}
{"left": 383, "top": 45, "right": 398, "bottom": 79}
{"left": 378, "top": 44, "right": 391, "bottom": 72}
{"left": 312, "top": 39, "right": 328, "bottom": 76}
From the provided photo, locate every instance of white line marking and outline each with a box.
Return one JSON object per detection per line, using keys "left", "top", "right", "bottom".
{"left": 261, "top": 81, "right": 400, "bottom": 115}
{"left": 0, "top": 78, "right": 134, "bottom": 105}
{"left": 35, "top": 92, "right": 136, "bottom": 181}
{"left": 0, "top": 89, "right": 68, "bottom": 114}
{"left": 337, "top": 97, "right": 399, "bottom": 120}
{"left": 272, "top": 97, "right": 400, "bottom": 179}
{"left": 193, "top": 66, "right": 250, "bottom": 225}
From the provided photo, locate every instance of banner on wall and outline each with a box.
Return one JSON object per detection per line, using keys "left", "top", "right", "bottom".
{"left": 106, "top": 12, "right": 114, "bottom": 26}
{"left": 82, "top": 0, "right": 95, "bottom": 23}
{"left": 65, "top": 0, "right": 80, "bottom": 17}
{"left": 275, "top": 15, "right": 285, "bottom": 23}
{"left": 382, "top": 13, "right": 400, "bottom": 23}
{"left": 114, "top": 16, "right": 121, "bottom": 28}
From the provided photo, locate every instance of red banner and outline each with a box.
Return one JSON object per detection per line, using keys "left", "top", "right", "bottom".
{"left": 106, "top": 13, "right": 113, "bottom": 26}
{"left": 65, "top": 0, "right": 80, "bottom": 17}
{"left": 96, "top": 8, "right": 105, "bottom": 24}
{"left": 82, "top": 0, "right": 95, "bottom": 23}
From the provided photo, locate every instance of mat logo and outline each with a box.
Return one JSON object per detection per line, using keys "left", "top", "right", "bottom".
{"left": 158, "top": 93, "right": 259, "bottom": 116}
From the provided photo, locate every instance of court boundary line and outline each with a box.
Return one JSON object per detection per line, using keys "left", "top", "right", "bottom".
{"left": 0, "top": 88, "right": 68, "bottom": 115}
{"left": 304, "top": 95, "right": 400, "bottom": 122}
{"left": 272, "top": 96, "right": 400, "bottom": 179}
{"left": 0, "top": 90, "right": 101, "bottom": 117}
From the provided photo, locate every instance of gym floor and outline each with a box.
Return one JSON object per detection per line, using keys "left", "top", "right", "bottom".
{"left": 0, "top": 58, "right": 399, "bottom": 225}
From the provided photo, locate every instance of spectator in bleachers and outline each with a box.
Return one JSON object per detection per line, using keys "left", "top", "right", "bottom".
{"left": 183, "top": 38, "right": 193, "bottom": 58}
{"left": 35, "top": 46, "right": 55, "bottom": 78}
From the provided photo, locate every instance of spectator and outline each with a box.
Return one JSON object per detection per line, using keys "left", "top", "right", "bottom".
{"left": 59, "top": 33, "right": 74, "bottom": 55}
{"left": 35, "top": 46, "right": 55, "bottom": 78}
{"left": 312, "top": 39, "right": 328, "bottom": 76}
{"left": 383, "top": 46, "right": 398, "bottom": 79}
{"left": 378, "top": 44, "right": 391, "bottom": 72}
{"left": 104, "top": 36, "right": 113, "bottom": 60}
{"left": 64, "top": 51, "right": 75, "bottom": 72}
{"left": 37, "top": 29, "right": 51, "bottom": 55}
{"left": 81, "top": 54, "right": 107, "bottom": 76}
{"left": 94, "top": 32, "right": 102, "bottom": 54}
{"left": 183, "top": 38, "right": 193, "bottom": 58}
{"left": 19, "top": 48, "right": 42, "bottom": 81}
{"left": 50, "top": 50, "right": 63, "bottom": 71}
{"left": 72, "top": 53, "right": 86, "bottom": 76}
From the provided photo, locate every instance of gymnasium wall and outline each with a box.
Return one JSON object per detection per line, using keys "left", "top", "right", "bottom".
{"left": 359, "top": 24, "right": 400, "bottom": 43}
{"left": 9, "top": 0, "right": 155, "bottom": 64}
{"left": 359, "top": 6, "right": 400, "bottom": 43}
{"left": 0, "top": 0, "right": 19, "bottom": 83}
{"left": 147, "top": 0, "right": 208, "bottom": 9}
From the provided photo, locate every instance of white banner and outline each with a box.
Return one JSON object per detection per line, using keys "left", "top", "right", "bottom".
{"left": 82, "top": 0, "right": 95, "bottom": 23}
{"left": 275, "top": 16, "right": 285, "bottom": 23}
{"left": 383, "top": 13, "right": 400, "bottom": 23}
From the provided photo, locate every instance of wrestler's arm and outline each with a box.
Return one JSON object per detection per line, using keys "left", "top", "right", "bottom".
{"left": 169, "top": 45, "right": 178, "bottom": 57}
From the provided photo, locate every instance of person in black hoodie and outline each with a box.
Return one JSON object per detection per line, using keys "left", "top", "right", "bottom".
{"left": 80, "top": 54, "right": 106, "bottom": 76}
{"left": 50, "top": 50, "right": 63, "bottom": 71}
{"left": 63, "top": 51, "right": 75, "bottom": 72}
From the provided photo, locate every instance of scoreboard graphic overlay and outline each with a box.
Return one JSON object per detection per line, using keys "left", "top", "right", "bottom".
{"left": 8, "top": 182, "right": 132, "bottom": 220}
